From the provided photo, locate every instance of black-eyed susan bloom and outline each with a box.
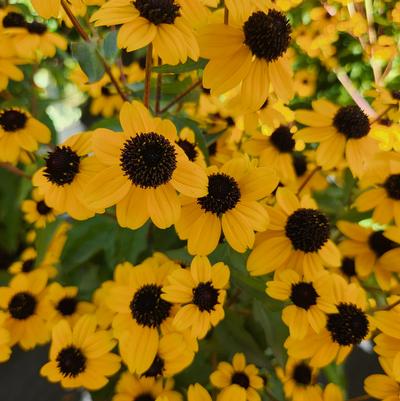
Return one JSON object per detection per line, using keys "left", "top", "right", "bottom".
{"left": 295, "top": 99, "right": 377, "bottom": 177}
{"left": 0, "top": 270, "right": 49, "bottom": 349}
{"left": 175, "top": 157, "right": 278, "bottom": 255}
{"left": 91, "top": 0, "right": 199, "bottom": 65}
{"left": 22, "top": 189, "right": 58, "bottom": 228}
{"left": 277, "top": 359, "right": 321, "bottom": 401}
{"left": 162, "top": 255, "right": 229, "bottom": 339}
{"left": 266, "top": 269, "right": 337, "bottom": 339}
{"left": 210, "top": 353, "right": 264, "bottom": 401}
{"left": 33, "top": 131, "right": 103, "bottom": 221}
{"left": 285, "top": 275, "right": 370, "bottom": 367}
{"left": 8, "top": 247, "right": 38, "bottom": 275}
{"left": 176, "top": 127, "right": 206, "bottom": 168}
{"left": 42, "top": 282, "right": 94, "bottom": 327}
{"left": 40, "top": 315, "right": 120, "bottom": 390}
{"left": 199, "top": 1, "right": 294, "bottom": 110}
{"left": 112, "top": 371, "right": 182, "bottom": 401}
{"left": 337, "top": 221, "right": 400, "bottom": 290}
{"left": 247, "top": 188, "right": 340, "bottom": 279}
{"left": 0, "top": 107, "right": 50, "bottom": 164}
{"left": 106, "top": 260, "right": 179, "bottom": 374}
{"left": 354, "top": 152, "right": 400, "bottom": 226}
{"left": 85, "top": 101, "right": 208, "bottom": 230}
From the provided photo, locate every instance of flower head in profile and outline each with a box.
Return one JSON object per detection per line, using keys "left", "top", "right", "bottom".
{"left": 199, "top": 1, "right": 294, "bottom": 111}
{"left": 85, "top": 101, "right": 208, "bottom": 230}
{"left": 40, "top": 315, "right": 120, "bottom": 390}
{"left": 91, "top": 0, "right": 200, "bottom": 65}
{"left": 0, "top": 107, "right": 50, "bottom": 164}
{"left": 22, "top": 189, "right": 58, "bottom": 228}
{"left": 162, "top": 255, "right": 229, "bottom": 339}
{"left": 175, "top": 157, "right": 278, "bottom": 255}
{"left": 247, "top": 188, "right": 340, "bottom": 279}
{"left": 295, "top": 99, "right": 378, "bottom": 177}
{"left": 210, "top": 353, "right": 264, "bottom": 401}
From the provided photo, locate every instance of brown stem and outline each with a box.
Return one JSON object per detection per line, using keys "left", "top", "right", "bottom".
{"left": 0, "top": 163, "right": 30, "bottom": 178}
{"left": 347, "top": 395, "right": 371, "bottom": 401}
{"left": 297, "top": 166, "right": 321, "bottom": 195}
{"left": 158, "top": 78, "right": 202, "bottom": 114}
{"left": 144, "top": 44, "right": 153, "bottom": 108}
{"left": 61, "top": 0, "right": 128, "bottom": 102}
{"left": 370, "top": 104, "right": 396, "bottom": 124}
{"left": 224, "top": 5, "right": 229, "bottom": 24}
{"left": 374, "top": 298, "right": 400, "bottom": 311}
{"left": 155, "top": 57, "right": 162, "bottom": 113}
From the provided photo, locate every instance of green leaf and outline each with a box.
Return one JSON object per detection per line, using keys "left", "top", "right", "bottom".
{"left": 71, "top": 41, "right": 105, "bottom": 83}
{"left": 102, "top": 30, "right": 118, "bottom": 61}
{"left": 152, "top": 58, "right": 207, "bottom": 73}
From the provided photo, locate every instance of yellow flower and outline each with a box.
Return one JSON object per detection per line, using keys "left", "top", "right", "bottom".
{"left": 106, "top": 260, "right": 179, "bottom": 374}
{"left": 162, "top": 255, "right": 229, "bottom": 339}
{"left": 188, "top": 384, "right": 212, "bottom": 401}
{"left": 199, "top": 1, "right": 293, "bottom": 110}
{"left": 354, "top": 151, "right": 400, "bottom": 226}
{"left": 266, "top": 269, "right": 337, "bottom": 339}
{"left": 40, "top": 315, "right": 120, "bottom": 390}
{"left": 337, "top": 221, "right": 400, "bottom": 290}
{"left": 176, "top": 127, "right": 206, "bottom": 168}
{"left": 295, "top": 99, "right": 378, "bottom": 177}
{"left": 365, "top": 373, "right": 400, "bottom": 401}
{"left": 33, "top": 131, "right": 103, "bottom": 220}
{"left": 210, "top": 353, "right": 264, "bottom": 401}
{"left": 285, "top": 274, "right": 370, "bottom": 367}
{"left": 22, "top": 189, "right": 58, "bottom": 228}
{"left": 321, "top": 383, "right": 344, "bottom": 401}
{"left": 277, "top": 358, "right": 321, "bottom": 401}
{"left": 91, "top": 0, "right": 200, "bottom": 65}
{"left": 247, "top": 188, "right": 341, "bottom": 278}
{"left": 112, "top": 372, "right": 182, "bottom": 401}
{"left": 0, "top": 270, "right": 50, "bottom": 349}
{"left": 175, "top": 157, "right": 278, "bottom": 255}
{"left": 85, "top": 101, "right": 208, "bottom": 230}
{"left": 293, "top": 69, "right": 317, "bottom": 97}
{"left": 0, "top": 107, "right": 50, "bottom": 164}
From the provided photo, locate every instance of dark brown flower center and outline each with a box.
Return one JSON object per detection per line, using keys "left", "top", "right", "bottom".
{"left": 142, "top": 355, "right": 165, "bottom": 378}
{"left": 270, "top": 125, "right": 295, "bottom": 153}
{"left": 333, "top": 105, "right": 370, "bottom": 139}
{"left": 2, "top": 12, "right": 26, "bottom": 28}
{"left": 290, "top": 282, "right": 318, "bottom": 309}
{"left": 384, "top": 174, "right": 400, "bottom": 200}
{"left": 231, "top": 372, "right": 250, "bottom": 389}
{"left": 27, "top": 21, "right": 47, "bottom": 35}
{"left": 0, "top": 109, "right": 28, "bottom": 132}
{"left": 134, "top": 0, "right": 180, "bottom": 25}
{"left": 243, "top": 10, "right": 291, "bottom": 62}
{"left": 293, "top": 362, "right": 312, "bottom": 385}
{"left": 44, "top": 146, "right": 80, "bottom": 186}
{"left": 56, "top": 346, "right": 86, "bottom": 377}
{"left": 292, "top": 153, "right": 307, "bottom": 177}
{"left": 192, "top": 282, "right": 219, "bottom": 312}
{"left": 8, "top": 292, "right": 37, "bottom": 319}
{"left": 176, "top": 139, "right": 198, "bottom": 161}
{"left": 36, "top": 200, "right": 52, "bottom": 215}
{"left": 56, "top": 297, "right": 78, "bottom": 316}
{"left": 340, "top": 257, "right": 356, "bottom": 278}
{"left": 22, "top": 258, "right": 35, "bottom": 273}
{"left": 368, "top": 231, "right": 397, "bottom": 257}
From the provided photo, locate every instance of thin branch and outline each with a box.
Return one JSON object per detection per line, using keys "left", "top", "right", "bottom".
{"left": 335, "top": 69, "right": 377, "bottom": 118}
{"left": 374, "top": 298, "right": 400, "bottom": 311}
{"left": 347, "top": 394, "right": 371, "bottom": 401}
{"left": 144, "top": 44, "right": 153, "bottom": 108}
{"left": 297, "top": 166, "right": 321, "bottom": 195}
{"left": 158, "top": 78, "right": 202, "bottom": 114}
{"left": 155, "top": 57, "right": 162, "bottom": 113}
{"left": 370, "top": 104, "right": 396, "bottom": 124}
{"left": 0, "top": 163, "right": 30, "bottom": 178}
{"left": 224, "top": 5, "right": 229, "bottom": 24}
{"left": 61, "top": 0, "right": 129, "bottom": 102}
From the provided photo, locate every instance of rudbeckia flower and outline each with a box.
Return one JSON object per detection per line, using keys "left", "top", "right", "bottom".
{"left": 354, "top": 152, "right": 400, "bottom": 226}
{"left": 243, "top": 124, "right": 303, "bottom": 184}
{"left": 33, "top": 131, "right": 103, "bottom": 221}
{"left": 22, "top": 189, "right": 58, "bottom": 228}
{"left": 106, "top": 260, "right": 179, "bottom": 374}
{"left": 42, "top": 282, "right": 94, "bottom": 327}
{"left": 0, "top": 270, "right": 50, "bottom": 349}
{"left": 199, "top": 1, "right": 294, "bottom": 111}
{"left": 8, "top": 247, "right": 39, "bottom": 275}
{"left": 276, "top": 359, "right": 321, "bottom": 401}
{"left": 176, "top": 127, "right": 206, "bottom": 167}
{"left": 210, "top": 353, "right": 264, "bottom": 401}
{"left": 162, "top": 255, "right": 229, "bottom": 339}
{"left": 247, "top": 188, "right": 341, "bottom": 279}
{"left": 285, "top": 275, "right": 370, "bottom": 367}
{"left": 175, "top": 157, "right": 278, "bottom": 255}
{"left": 295, "top": 99, "right": 378, "bottom": 177}
{"left": 85, "top": 101, "right": 208, "bottom": 230}
{"left": 337, "top": 221, "right": 400, "bottom": 290}
{"left": 365, "top": 373, "right": 400, "bottom": 401}
{"left": 40, "top": 315, "right": 120, "bottom": 390}
{"left": 266, "top": 269, "right": 337, "bottom": 339}
{"left": 90, "top": 0, "right": 200, "bottom": 65}
{"left": 112, "top": 372, "right": 181, "bottom": 401}
{"left": 0, "top": 107, "right": 50, "bottom": 164}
